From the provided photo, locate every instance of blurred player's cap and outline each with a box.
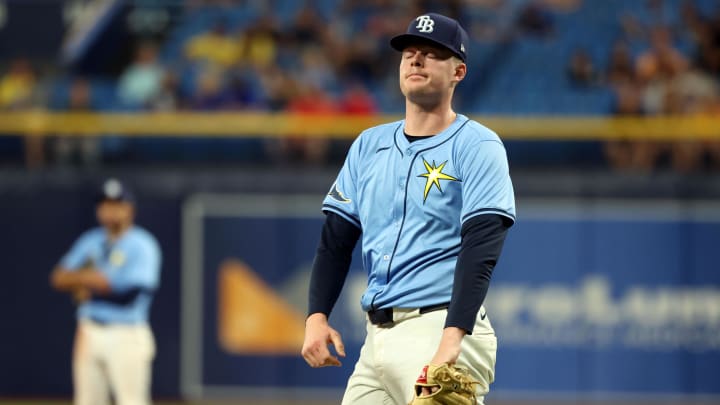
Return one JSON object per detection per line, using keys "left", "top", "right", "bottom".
{"left": 97, "top": 178, "right": 135, "bottom": 204}
{"left": 390, "top": 13, "right": 468, "bottom": 62}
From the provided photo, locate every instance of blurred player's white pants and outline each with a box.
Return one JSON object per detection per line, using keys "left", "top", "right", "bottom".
{"left": 73, "top": 319, "right": 156, "bottom": 405}
{"left": 342, "top": 306, "right": 496, "bottom": 405}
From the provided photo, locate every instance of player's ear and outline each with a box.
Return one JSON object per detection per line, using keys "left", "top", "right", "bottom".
{"left": 453, "top": 59, "right": 466, "bottom": 84}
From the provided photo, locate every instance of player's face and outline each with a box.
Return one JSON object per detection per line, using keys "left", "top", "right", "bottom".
{"left": 399, "top": 43, "right": 466, "bottom": 108}
{"left": 96, "top": 200, "right": 134, "bottom": 233}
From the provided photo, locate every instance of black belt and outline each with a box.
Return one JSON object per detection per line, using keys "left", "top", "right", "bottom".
{"left": 368, "top": 303, "right": 449, "bottom": 326}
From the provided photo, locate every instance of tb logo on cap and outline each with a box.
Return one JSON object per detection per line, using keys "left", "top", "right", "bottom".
{"left": 415, "top": 15, "right": 434, "bottom": 33}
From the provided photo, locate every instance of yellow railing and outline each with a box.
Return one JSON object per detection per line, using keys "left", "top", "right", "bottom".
{"left": 0, "top": 111, "right": 718, "bottom": 140}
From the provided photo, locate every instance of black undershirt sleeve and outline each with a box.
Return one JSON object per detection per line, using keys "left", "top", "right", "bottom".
{"left": 308, "top": 211, "right": 362, "bottom": 317}
{"left": 444, "top": 214, "right": 513, "bottom": 334}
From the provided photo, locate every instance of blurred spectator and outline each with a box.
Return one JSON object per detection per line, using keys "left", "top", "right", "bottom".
{"left": 117, "top": 41, "right": 164, "bottom": 109}
{"left": 287, "top": 82, "right": 337, "bottom": 115}
{"left": 51, "top": 78, "right": 101, "bottom": 167}
{"left": 605, "top": 41, "right": 635, "bottom": 86}
{"left": 187, "top": 63, "right": 260, "bottom": 111}
{"left": 288, "top": 5, "right": 327, "bottom": 47}
{"left": 612, "top": 83, "right": 644, "bottom": 116}
{"left": 605, "top": 33, "right": 663, "bottom": 172}
{"left": 515, "top": 1, "right": 554, "bottom": 38}
{"left": 238, "top": 13, "right": 279, "bottom": 69}
{"left": 664, "top": 65, "right": 720, "bottom": 172}
{"left": 149, "top": 70, "right": 183, "bottom": 111}
{"left": 635, "top": 26, "right": 689, "bottom": 115}
{"left": 465, "top": 0, "right": 522, "bottom": 43}
{"left": 679, "top": 0, "right": 707, "bottom": 45}
{"left": 1, "top": 59, "right": 43, "bottom": 168}
{"left": 695, "top": 8, "right": 720, "bottom": 76}
{"left": 295, "top": 46, "right": 338, "bottom": 91}
{"left": 188, "top": 67, "right": 230, "bottom": 110}
{"left": 638, "top": 25, "right": 690, "bottom": 78}
{"left": 336, "top": 35, "right": 381, "bottom": 83}
{"left": 258, "top": 65, "right": 299, "bottom": 111}
{"left": 184, "top": 19, "right": 241, "bottom": 68}
{"left": 605, "top": 82, "right": 663, "bottom": 173}
{"left": 266, "top": 82, "right": 335, "bottom": 166}
{"left": 0, "top": 58, "right": 36, "bottom": 109}
{"left": 668, "top": 65, "right": 719, "bottom": 114}
{"left": 620, "top": 0, "right": 675, "bottom": 44}
{"left": 566, "top": 48, "right": 599, "bottom": 87}
{"left": 225, "top": 68, "right": 263, "bottom": 109}
{"left": 339, "top": 82, "right": 378, "bottom": 115}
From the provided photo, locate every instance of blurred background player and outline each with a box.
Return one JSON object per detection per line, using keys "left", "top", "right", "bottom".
{"left": 50, "top": 178, "right": 162, "bottom": 405}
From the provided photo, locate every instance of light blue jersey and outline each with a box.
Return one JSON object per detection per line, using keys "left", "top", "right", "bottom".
{"left": 323, "top": 114, "right": 515, "bottom": 311}
{"left": 60, "top": 225, "right": 161, "bottom": 324}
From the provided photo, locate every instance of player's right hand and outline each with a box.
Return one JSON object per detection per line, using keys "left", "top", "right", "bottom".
{"left": 301, "top": 313, "right": 346, "bottom": 368}
{"left": 72, "top": 287, "right": 91, "bottom": 303}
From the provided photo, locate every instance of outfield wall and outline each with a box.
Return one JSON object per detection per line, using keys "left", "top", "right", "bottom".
{"left": 0, "top": 172, "right": 718, "bottom": 402}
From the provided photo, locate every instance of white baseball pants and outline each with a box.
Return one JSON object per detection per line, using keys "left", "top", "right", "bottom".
{"left": 73, "top": 319, "right": 155, "bottom": 405}
{"left": 341, "top": 306, "right": 496, "bottom": 405}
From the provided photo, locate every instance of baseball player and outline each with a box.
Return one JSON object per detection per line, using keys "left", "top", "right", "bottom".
{"left": 50, "top": 179, "right": 161, "bottom": 405}
{"left": 301, "top": 12, "right": 515, "bottom": 405}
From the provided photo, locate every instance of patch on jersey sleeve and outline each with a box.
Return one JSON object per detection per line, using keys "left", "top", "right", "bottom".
{"left": 328, "top": 182, "right": 352, "bottom": 203}
{"left": 418, "top": 159, "right": 459, "bottom": 202}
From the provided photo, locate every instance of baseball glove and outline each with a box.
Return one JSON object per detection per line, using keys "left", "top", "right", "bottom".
{"left": 408, "top": 363, "right": 480, "bottom": 405}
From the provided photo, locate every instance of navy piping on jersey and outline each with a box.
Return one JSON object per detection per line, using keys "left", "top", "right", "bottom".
{"left": 462, "top": 208, "right": 516, "bottom": 224}
{"left": 392, "top": 123, "right": 404, "bottom": 154}
{"left": 378, "top": 119, "right": 471, "bottom": 306}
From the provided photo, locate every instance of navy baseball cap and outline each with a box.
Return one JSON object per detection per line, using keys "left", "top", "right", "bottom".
{"left": 390, "top": 13, "right": 469, "bottom": 62}
{"left": 96, "top": 178, "right": 135, "bottom": 204}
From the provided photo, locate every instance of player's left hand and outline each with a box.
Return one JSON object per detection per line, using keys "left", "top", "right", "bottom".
{"left": 409, "top": 363, "right": 479, "bottom": 405}
{"left": 422, "top": 327, "right": 466, "bottom": 396}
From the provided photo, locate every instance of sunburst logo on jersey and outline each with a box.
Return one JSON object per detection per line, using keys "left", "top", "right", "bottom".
{"left": 109, "top": 250, "right": 126, "bottom": 268}
{"left": 418, "top": 159, "right": 459, "bottom": 202}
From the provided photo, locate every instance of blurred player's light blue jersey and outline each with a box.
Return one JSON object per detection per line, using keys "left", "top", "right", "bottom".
{"left": 323, "top": 114, "right": 515, "bottom": 311}
{"left": 60, "top": 226, "right": 161, "bottom": 324}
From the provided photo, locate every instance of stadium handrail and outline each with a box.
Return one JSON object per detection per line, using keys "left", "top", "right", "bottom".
{"left": 0, "top": 111, "right": 718, "bottom": 140}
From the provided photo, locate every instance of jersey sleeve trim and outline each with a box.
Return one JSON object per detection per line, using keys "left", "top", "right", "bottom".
{"left": 322, "top": 205, "right": 361, "bottom": 229}
{"left": 462, "top": 208, "right": 516, "bottom": 225}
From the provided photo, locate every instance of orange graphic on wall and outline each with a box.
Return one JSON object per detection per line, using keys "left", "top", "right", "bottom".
{"left": 218, "top": 259, "right": 305, "bottom": 355}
